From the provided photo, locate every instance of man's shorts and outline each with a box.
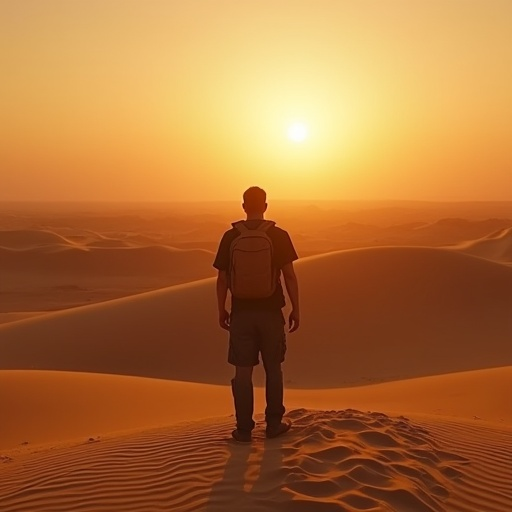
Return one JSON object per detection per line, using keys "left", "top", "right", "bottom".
{"left": 228, "top": 309, "right": 286, "bottom": 367}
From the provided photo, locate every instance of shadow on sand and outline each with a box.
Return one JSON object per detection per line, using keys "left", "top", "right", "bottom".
{"left": 205, "top": 434, "right": 288, "bottom": 511}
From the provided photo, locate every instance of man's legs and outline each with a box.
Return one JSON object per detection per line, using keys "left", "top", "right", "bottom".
{"left": 258, "top": 310, "right": 287, "bottom": 430}
{"left": 231, "top": 366, "right": 255, "bottom": 433}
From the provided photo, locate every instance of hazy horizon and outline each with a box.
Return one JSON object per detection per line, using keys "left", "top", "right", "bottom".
{"left": 2, "top": 0, "right": 511, "bottom": 202}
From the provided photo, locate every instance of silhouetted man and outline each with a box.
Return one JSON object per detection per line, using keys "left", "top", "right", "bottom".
{"left": 214, "top": 186, "right": 300, "bottom": 442}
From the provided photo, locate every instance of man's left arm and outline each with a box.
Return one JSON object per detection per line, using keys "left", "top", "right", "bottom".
{"left": 282, "top": 262, "right": 300, "bottom": 332}
{"left": 278, "top": 230, "right": 300, "bottom": 332}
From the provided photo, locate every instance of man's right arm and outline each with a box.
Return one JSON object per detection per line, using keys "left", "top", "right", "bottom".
{"left": 282, "top": 262, "right": 300, "bottom": 332}
{"left": 216, "top": 270, "right": 230, "bottom": 330}
{"left": 213, "top": 232, "right": 231, "bottom": 330}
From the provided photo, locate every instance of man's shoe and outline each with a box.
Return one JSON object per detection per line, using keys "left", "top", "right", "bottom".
{"left": 266, "top": 419, "right": 291, "bottom": 439}
{"left": 231, "top": 429, "right": 252, "bottom": 443}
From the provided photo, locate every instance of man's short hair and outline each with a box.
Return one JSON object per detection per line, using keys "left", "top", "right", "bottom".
{"left": 243, "top": 187, "right": 266, "bottom": 212}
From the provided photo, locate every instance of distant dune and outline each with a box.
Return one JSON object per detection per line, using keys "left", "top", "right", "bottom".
{"left": 0, "top": 229, "right": 77, "bottom": 249}
{"left": 412, "top": 217, "right": 512, "bottom": 245}
{"left": 454, "top": 226, "right": 512, "bottom": 262}
{"left": 0, "top": 227, "right": 217, "bottom": 313}
{"left": 288, "top": 218, "right": 512, "bottom": 255}
{"left": 0, "top": 244, "right": 215, "bottom": 277}
{"left": 1, "top": 247, "right": 511, "bottom": 387}
{"left": 0, "top": 228, "right": 215, "bottom": 277}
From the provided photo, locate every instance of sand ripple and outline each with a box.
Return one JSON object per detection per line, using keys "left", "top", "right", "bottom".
{"left": 1, "top": 410, "right": 510, "bottom": 512}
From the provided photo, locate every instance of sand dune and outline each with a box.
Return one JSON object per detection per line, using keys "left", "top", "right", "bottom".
{"left": 0, "top": 228, "right": 217, "bottom": 314}
{"left": 412, "top": 217, "right": 512, "bottom": 244}
{"left": 2, "top": 208, "right": 512, "bottom": 512}
{"left": 4, "top": 209, "right": 512, "bottom": 258}
{"left": 1, "top": 366, "right": 510, "bottom": 451}
{"left": 0, "top": 228, "right": 216, "bottom": 281}
{"left": 455, "top": 226, "right": 512, "bottom": 262}
{"left": 278, "top": 218, "right": 512, "bottom": 255}
{"left": 1, "top": 404, "right": 510, "bottom": 512}
{"left": 1, "top": 247, "right": 511, "bottom": 386}
{"left": 0, "top": 243, "right": 216, "bottom": 313}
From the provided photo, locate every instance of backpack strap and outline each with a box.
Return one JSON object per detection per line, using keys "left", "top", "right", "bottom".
{"left": 233, "top": 221, "right": 249, "bottom": 233}
{"left": 259, "top": 220, "right": 276, "bottom": 232}
{"left": 233, "top": 220, "right": 276, "bottom": 233}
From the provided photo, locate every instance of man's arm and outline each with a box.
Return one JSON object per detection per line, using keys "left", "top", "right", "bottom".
{"left": 281, "top": 262, "right": 300, "bottom": 332}
{"left": 216, "top": 270, "right": 230, "bottom": 330}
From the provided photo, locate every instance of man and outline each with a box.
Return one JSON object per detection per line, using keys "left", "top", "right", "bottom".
{"left": 213, "top": 186, "right": 300, "bottom": 443}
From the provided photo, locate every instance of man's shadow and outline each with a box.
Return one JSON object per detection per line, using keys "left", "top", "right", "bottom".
{"left": 205, "top": 435, "right": 287, "bottom": 511}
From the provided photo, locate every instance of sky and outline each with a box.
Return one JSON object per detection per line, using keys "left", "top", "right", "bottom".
{"left": 1, "top": 0, "right": 511, "bottom": 202}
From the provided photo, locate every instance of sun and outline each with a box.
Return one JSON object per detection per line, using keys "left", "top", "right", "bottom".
{"left": 287, "top": 122, "right": 309, "bottom": 143}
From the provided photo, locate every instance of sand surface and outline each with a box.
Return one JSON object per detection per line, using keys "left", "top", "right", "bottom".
{"left": 1, "top": 201, "right": 511, "bottom": 511}
{"left": 1, "top": 366, "right": 510, "bottom": 451}
{"left": 1, "top": 405, "right": 510, "bottom": 512}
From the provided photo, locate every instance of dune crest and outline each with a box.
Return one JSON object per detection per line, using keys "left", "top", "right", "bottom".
{"left": 454, "top": 225, "right": 512, "bottom": 262}
{"left": 0, "top": 229, "right": 77, "bottom": 249}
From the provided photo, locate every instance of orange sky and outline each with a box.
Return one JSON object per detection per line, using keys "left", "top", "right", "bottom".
{"left": 1, "top": 0, "right": 511, "bottom": 201}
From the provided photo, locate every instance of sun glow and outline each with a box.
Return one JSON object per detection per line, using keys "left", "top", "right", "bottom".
{"left": 287, "top": 122, "right": 309, "bottom": 143}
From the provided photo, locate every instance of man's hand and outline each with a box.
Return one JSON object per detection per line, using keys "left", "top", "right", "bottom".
{"left": 288, "top": 309, "right": 300, "bottom": 333}
{"left": 219, "top": 309, "right": 230, "bottom": 330}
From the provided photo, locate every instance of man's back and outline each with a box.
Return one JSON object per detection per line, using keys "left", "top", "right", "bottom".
{"left": 213, "top": 219, "right": 297, "bottom": 312}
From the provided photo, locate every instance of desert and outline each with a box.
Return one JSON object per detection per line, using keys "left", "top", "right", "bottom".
{"left": 2, "top": 1, "right": 511, "bottom": 509}
{"left": 1, "top": 200, "right": 511, "bottom": 512}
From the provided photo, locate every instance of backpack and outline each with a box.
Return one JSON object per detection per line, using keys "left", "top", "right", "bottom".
{"left": 229, "top": 220, "right": 277, "bottom": 299}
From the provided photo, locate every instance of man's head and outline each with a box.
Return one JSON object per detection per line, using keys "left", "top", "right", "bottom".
{"left": 242, "top": 186, "right": 267, "bottom": 216}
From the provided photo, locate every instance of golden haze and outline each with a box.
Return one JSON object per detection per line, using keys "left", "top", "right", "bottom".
{"left": 1, "top": 0, "right": 511, "bottom": 201}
